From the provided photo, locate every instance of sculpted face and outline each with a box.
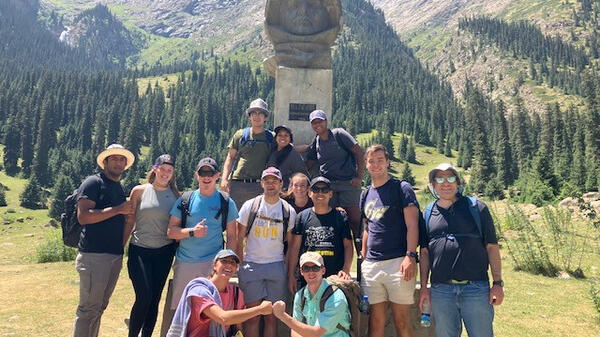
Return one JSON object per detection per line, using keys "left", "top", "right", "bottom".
{"left": 281, "top": 0, "right": 330, "bottom": 35}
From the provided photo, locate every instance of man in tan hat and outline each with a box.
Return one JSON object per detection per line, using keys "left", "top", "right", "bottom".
{"left": 73, "top": 144, "right": 135, "bottom": 337}
{"left": 221, "top": 98, "right": 276, "bottom": 208}
{"left": 272, "top": 251, "right": 351, "bottom": 337}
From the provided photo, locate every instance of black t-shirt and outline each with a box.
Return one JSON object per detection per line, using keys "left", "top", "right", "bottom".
{"left": 77, "top": 173, "right": 126, "bottom": 255}
{"left": 420, "top": 197, "right": 498, "bottom": 283}
{"left": 362, "top": 179, "right": 419, "bottom": 262}
{"left": 293, "top": 208, "right": 352, "bottom": 277}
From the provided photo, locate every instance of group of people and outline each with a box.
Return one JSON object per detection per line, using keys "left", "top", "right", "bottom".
{"left": 71, "top": 98, "right": 504, "bottom": 337}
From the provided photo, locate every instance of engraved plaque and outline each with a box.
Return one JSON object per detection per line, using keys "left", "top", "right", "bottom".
{"left": 289, "top": 103, "right": 316, "bottom": 121}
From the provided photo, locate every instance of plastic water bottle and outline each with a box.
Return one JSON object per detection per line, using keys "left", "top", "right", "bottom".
{"left": 420, "top": 300, "right": 431, "bottom": 328}
{"left": 359, "top": 295, "right": 370, "bottom": 314}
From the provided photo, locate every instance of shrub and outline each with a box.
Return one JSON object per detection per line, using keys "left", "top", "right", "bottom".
{"left": 590, "top": 281, "right": 600, "bottom": 317}
{"left": 0, "top": 188, "right": 6, "bottom": 207}
{"left": 499, "top": 203, "right": 557, "bottom": 276}
{"left": 36, "top": 229, "right": 77, "bottom": 263}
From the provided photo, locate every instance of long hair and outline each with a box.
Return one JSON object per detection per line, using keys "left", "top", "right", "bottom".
{"left": 281, "top": 172, "right": 310, "bottom": 200}
{"left": 146, "top": 167, "right": 181, "bottom": 197}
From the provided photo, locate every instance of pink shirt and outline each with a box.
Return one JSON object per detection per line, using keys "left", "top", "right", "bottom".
{"left": 187, "top": 284, "right": 245, "bottom": 337}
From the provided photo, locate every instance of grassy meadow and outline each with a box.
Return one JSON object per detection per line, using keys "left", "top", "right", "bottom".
{"left": 1, "top": 139, "right": 599, "bottom": 336}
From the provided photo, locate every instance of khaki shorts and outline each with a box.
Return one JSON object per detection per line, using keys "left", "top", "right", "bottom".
{"left": 361, "top": 257, "right": 416, "bottom": 305}
{"left": 170, "top": 259, "right": 213, "bottom": 309}
{"left": 329, "top": 180, "right": 361, "bottom": 208}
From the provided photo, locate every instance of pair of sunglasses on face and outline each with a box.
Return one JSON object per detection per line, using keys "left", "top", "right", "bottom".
{"left": 198, "top": 170, "right": 216, "bottom": 177}
{"left": 301, "top": 265, "right": 322, "bottom": 272}
{"left": 311, "top": 186, "right": 331, "bottom": 193}
{"left": 434, "top": 176, "right": 457, "bottom": 184}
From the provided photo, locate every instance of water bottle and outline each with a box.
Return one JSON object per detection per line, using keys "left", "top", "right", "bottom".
{"left": 359, "top": 295, "right": 370, "bottom": 314}
{"left": 420, "top": 299, "right": 431, "bottom": 328}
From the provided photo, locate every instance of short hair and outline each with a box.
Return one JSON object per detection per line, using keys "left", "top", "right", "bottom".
{"left": 365, "top": 144, "right": 389, "bottom": 160}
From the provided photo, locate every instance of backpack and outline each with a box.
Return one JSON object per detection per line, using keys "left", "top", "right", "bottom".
{"left": 240, "top": 127, "right": 274, "bottom": 147}
{"left": 60, "top": 174, "right": 106, "bottom": 248}
{"left": 244, "top": 195, "right": 291, "bottom": 251}
{"left": 177, "top": 190, "right": 231, "bottom": 247}
{"left": 60, "top": 189, "right": 82, "bottom": 248}
{"left": 423, "top": 195, "right": 482, "bottom": 241}
{"left": 309, "top": 128, "right": 356, "bottom": 168}
{"left": 298, "top": 275, "right": 368, "bottom": 337}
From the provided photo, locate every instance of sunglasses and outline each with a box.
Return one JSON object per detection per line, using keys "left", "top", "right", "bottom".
{"left": 301, "top": 265, "right": 322, "bottom": 273}
{"left": 219, "top": 258, "right": 238, "bottom": 266}
{"left": 434, "top": 176, "right": 457, "bottom": 184}
{"left": 198, "top": 170, "right": 216, "bottom": 177}
{"left": 311, "top": 186, "right": 331, "bottom": 194}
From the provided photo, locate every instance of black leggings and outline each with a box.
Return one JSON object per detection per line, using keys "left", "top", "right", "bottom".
{"left": 127, "top": 243, "right": 175, "bottom": 337}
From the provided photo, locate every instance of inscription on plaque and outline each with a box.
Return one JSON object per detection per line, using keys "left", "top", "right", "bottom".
{"left": 289, "top": 103, "right": 316, "bottom": 121}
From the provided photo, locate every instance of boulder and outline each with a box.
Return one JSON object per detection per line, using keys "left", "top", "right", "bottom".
{"left": 582, "top": 192, "right": 600, "bottom": 202}
{"left": 558, "top": 197, "right": 578, "bottom": 209}
{"left": 16, "top": 217, "right": 24, "bottom": 223}
{"left": 2, "top": 220, "right": 12, "bottom": 225}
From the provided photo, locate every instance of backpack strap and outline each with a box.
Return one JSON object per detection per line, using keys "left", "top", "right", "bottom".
{"left": 282, "top": 200, "right": 290, "bottom": 241}
{"left": 299, "top": 286, "right": 308, "bottom": 323}
{"left": 177, "top": 190, "right": 194, "bottom": 227}
{"left": 215, "top": 191, "right": 230, "bottom": 232}
{"left": 467, "top": 196, "right": 483, "bottom": 238}
{"left": 240, "top": 127, "right": 275, "bottom": 147}
{"left": 319, "top": 285, "right": 351, "bottom": 335}
{"left": 245, "top": 195, "right": 263, "bottom": 237}
{"left": 359, "top": 186, "right": 370, "bottom": 230}
{"left": 424, "top": 201, "right": 435, "bottom": 234}
{"left": 240, "top": 127, "right": 251, "bottom": 147}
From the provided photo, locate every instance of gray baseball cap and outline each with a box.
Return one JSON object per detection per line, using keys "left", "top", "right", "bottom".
{"left": 309, "top": 109, "right": 327, "bottom": 122}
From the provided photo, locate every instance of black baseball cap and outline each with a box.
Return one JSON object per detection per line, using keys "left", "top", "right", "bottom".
{"left": 154, "top": 154, "right": 174, "bottom": 167}
{"left": 310, "top": 176, "right": 331, "bottom": 188}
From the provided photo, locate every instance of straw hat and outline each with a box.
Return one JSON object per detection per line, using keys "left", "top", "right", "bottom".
{"left": 96, "top": 144, "right": 135, "bottom": 170}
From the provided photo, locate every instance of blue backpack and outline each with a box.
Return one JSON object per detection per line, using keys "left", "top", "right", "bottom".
{"left": 240, "top": 127, "right": 274, "bottom": 147}
{"left": 423, "top": 196, "right": 482, "bottom": 240}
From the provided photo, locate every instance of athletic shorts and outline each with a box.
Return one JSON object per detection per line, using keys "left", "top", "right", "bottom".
{"left": 361, "top": 257, "right": 416, "bottom": 305}
{"left": 237, "top": 260, "right": 287, "bottom": 303}
{"left": 330, "top": 180, "right": 361, "bottom": 208}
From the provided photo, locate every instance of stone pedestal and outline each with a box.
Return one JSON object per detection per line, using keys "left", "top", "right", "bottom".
{"left": 273, "top": 66, "right": 333, "bottom": 145}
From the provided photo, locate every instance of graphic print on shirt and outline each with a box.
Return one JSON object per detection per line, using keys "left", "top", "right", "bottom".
{"left": 305, "top": 226, "right": 335, "bottom": 249}
{"left": 364, "top": 199, "right": 389, "bottom": 222}
{"left": 252, "top": 212, "right": 283, "bottom": 240}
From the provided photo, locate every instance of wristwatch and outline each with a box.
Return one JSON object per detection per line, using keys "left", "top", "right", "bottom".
{"left": 189, "top": 229, "right": 195, "bottom": 237}
{"left": 406, "top": 251, "right": 419, "bottom": 262}
{"left": 492, "top": 280, "right": 504, "bottom": 287}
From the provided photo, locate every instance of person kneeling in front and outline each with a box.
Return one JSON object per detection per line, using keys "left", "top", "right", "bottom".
{"left": 167, "top": 249, "right": 272, "bottom": 337}
{"left": 273, "top": 252, "right": 350, "bottom": 337}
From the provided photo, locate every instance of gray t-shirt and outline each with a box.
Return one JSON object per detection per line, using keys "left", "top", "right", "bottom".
{"left": 306, "top": 128, "right": 358, "bottom": 181}
{"left": 267, "top": 146, "right": 308, "bottom": 189}
{"left": 131, "top": 184, "right": 177, "bottom": 249}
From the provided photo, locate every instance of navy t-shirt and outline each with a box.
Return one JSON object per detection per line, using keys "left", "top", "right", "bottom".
{"left": 362, "top": 179, "right": 419, "bottom": 262}
{"left": 306, "top": 128, "right": 358, "bottom": 181}
{"left": 293, "top": 208, "right": 352, "bottom": 277}
{"left": 420, "top": 197, "right": 498, "bottom": 283}
{"left": 77, "top": 173, "right": 126, "bottom": 255}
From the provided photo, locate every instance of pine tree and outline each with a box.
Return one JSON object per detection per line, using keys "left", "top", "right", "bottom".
{"left": 32, "top": 97, "right": 54, "bottom": 186}
{"left": 0, "top": 186, "right": 7, "bottom": 207}
{"left": 398, "top": 135, "right": 408, "bottom": 161}
{"left": 444, "top": 137, "right": 453, "bottom": 157}
{"left": 465, "top": 89, "right": 495, "bottom": 195}
{"left": 20, "top": 174, "right": 45, "bottom": 209}
{"left": 406, "top": 137, "right": 416, "bottom": 164}
{"left": 48, "top": 175, "right": 74, "bottom": 220}
{"left": 2, "top": 116, "right": 20, "bottom": 176}
{"left": 493, "top": 100, "right": 513, "bottom": 186}
{"left": 400, "top": 162, "right": 415, "bottom": 186}
{"left": 20, "top": 105, "right": 34, "bottom": 178}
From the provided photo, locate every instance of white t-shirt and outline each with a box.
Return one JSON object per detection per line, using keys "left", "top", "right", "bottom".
{"left": 238, "top": 196, "right": 297, "bottom": 264}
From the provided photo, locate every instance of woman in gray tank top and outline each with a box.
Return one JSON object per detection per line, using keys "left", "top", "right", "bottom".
{"left": 124, "top": 154, "right": 180, "bottom": 337}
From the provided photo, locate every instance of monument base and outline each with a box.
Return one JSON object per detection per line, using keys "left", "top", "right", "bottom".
{"left": 273, "top": 66, "right": 333, "bottom": 145}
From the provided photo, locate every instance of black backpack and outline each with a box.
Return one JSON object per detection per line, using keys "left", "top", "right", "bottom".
{"left": 60, "top": 189, "right": 82, "bottom": 248}
{"left": 177, "top": 190, "right": 231, "bottom": 247}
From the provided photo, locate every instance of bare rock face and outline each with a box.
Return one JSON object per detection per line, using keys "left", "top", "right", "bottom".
{"left": 558, "top": 197, "right": 578, "bottom": 209}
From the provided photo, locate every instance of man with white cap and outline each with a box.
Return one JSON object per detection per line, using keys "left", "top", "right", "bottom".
{"left": 419, "top": 163, "right": 504, "bottom": 337}
{"left": 221, "top": 98, "right": 276, "bottom": 208}
{"left": 305, "top": 109, "right": 365, "bottom": 270}
{"left": 73, "top": 144, "right": 135, "bottom": 337}
{"left": 236, "top": 166, "right": 297, "bottom": 337}
{"left": 272, "top": 251, "right": 351, "bottom": 337}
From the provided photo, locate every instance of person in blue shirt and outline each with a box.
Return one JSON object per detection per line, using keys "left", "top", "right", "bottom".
{"left": 272, "top": 252, "right": 350, "bottom": 337}
{"left": 167, "top": 157, "right": 239, "bottom": 312}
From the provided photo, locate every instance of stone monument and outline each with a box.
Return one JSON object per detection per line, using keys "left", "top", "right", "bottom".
{"left": 264, "top": 0, "right": 342, "bottom": 145}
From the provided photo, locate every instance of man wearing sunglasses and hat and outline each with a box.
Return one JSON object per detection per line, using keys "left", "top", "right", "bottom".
{"left": 221, "top": 98, "right": 276, "bottom": 209}
{"left": 419, "top": 163, "right": 504, "bottom": 337}
{"left": 73, "top": 144, "right": 135, "bottom": 337}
